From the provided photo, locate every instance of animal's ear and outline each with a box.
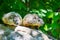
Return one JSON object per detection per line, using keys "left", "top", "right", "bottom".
{"left": 2, "top": 12, "right": 22, "bottom": 26}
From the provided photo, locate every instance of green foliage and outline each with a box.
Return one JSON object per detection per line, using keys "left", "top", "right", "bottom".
{"left": 0, "top": 0, "right": 60, "bottom": 40}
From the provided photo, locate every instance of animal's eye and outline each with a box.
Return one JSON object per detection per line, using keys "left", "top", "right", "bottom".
{"left": 38, "top": 19, "right": 40, "bottom": 21}
{"left": 13, "top": 19, "right": 18, "bottom": 25}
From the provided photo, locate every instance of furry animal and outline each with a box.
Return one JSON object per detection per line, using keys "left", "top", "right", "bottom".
{"left": 2, "top": 12, "right": 22, "bottom": 26}
{"left": 23, "top": 14, "right": 44, "bottom": 29}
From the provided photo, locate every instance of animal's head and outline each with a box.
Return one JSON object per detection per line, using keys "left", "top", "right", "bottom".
{"left": 23, "top": 13, "right": 44, "bottom": 29}
{"left": 2, "top": 12, "right": 22, "bottom": 26}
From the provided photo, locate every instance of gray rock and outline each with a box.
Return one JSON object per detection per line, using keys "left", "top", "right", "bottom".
{"left": 0, "top": 27, "right": 56, "bottom": 40}
{"left": 5, "top": 26, "right": 56, "bottom": 40}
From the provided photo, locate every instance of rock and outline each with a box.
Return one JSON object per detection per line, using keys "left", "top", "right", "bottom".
{"left": 0, "top": 24, "right": 56, "bottom": 40}
{"left": 7, "top": 26, "right": 52, "bottom": 40}
{"left": 8, "top": 32, "right": 34, "bottom": 40}
{"left": 15, "top": 25, "right": 32, "bottom": 35}
{"left": 0, "top": 24, "right": 13, "bottom": 40}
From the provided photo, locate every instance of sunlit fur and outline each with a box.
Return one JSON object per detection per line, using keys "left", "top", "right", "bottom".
{"left": 23, "top": 14, "right": 44, "bottom": 29}
{"left": 2, "top": 12, "right": 22, "bottom": 26}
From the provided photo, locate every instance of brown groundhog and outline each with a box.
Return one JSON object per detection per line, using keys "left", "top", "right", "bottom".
{"left": 2, "top": 12, "right": 22, "bottom": 30}
{"left": 23, "top": 13, "right": 44, "bottom": 29}
{"left": 2, "top": 12, "right": 22, "bottom": 26}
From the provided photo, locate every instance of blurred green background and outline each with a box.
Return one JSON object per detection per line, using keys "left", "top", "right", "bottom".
{"left": 0, "top": 0, "right": 60, "bottom": 40}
